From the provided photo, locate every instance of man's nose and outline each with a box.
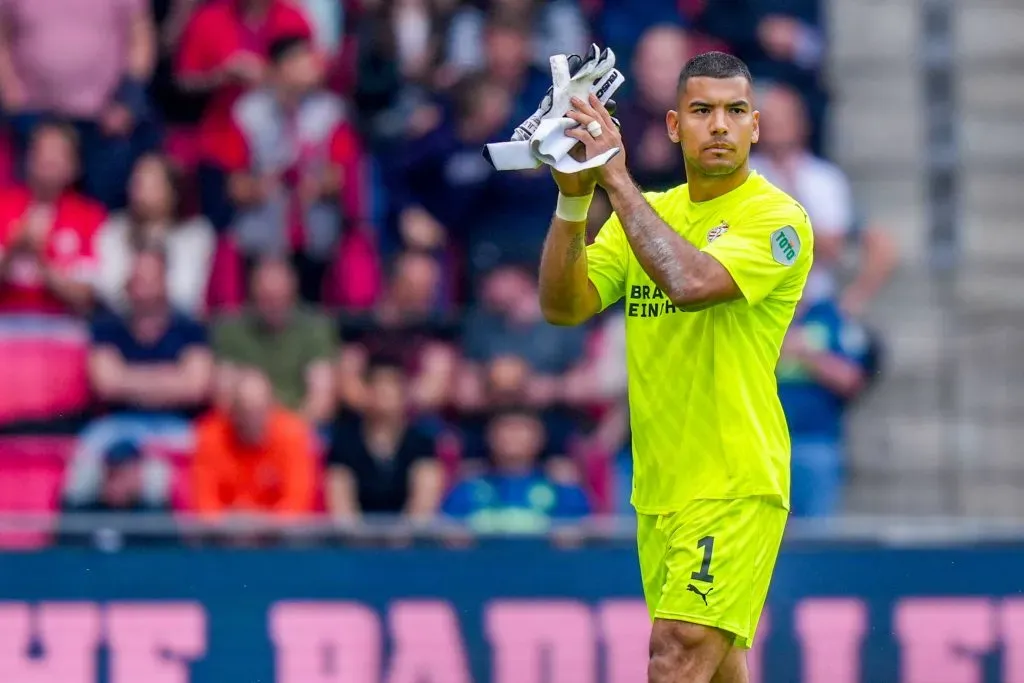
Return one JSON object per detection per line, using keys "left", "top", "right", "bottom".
{"left": 709, "top": 110, "right": 729, "bottom": 136}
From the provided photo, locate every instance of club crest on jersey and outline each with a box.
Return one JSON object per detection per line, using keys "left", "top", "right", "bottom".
{"left": 706, "top": 222, "right": 729, "bottom": 243}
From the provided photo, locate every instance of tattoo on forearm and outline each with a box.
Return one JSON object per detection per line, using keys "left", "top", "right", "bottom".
{"left": 566, "top": 232, "right": 585, "bottom": 265}
{"left": 618, "top": 200, "right": 690, "bottom": 296}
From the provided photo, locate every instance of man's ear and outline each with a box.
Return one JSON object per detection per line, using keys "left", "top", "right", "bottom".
{"left": 751, "top": 110, "right": 760, "bottom": 144}
{"left": 666, "top": 110, "right": 680, "bottom": 143}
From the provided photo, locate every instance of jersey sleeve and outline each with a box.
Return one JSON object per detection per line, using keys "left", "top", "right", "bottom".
{"left": 702, "top": 200, "right": 812, "bottom": 306}
{"left": 586, "top": 212, "right": 628, "bottom": 310}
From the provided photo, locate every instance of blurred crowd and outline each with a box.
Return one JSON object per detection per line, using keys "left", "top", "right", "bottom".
{"left": 0, "top": 0, "right": 898, "bottom": 542}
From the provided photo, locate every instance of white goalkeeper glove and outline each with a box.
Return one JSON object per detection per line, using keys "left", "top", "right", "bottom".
{"left": 484, "top": 44, "right": 625, "bottom": 172}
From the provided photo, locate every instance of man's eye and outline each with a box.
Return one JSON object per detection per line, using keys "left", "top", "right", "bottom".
{"left": 730, "top": 108, "right": 745, "bottom": 114}
{"left": 694, "top": 108, "right": 710, "bottom": 114}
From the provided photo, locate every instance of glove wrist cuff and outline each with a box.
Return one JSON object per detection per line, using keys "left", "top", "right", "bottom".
{"left": 555, "top": 192, "right": 594, "bottom": 222}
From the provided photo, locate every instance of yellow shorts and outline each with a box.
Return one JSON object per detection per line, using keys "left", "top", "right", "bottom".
{"left": 636, "top": 496, "right": 788, "bottom": 649}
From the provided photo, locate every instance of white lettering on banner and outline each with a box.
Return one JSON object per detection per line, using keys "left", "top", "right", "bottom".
{"left": 107, "top": 603, "right": 206, "bottom": 683}
{"left": 795, "top": 599, "right": 867, "bottom": 683}
{"left": 387, "top": 601, "right": 471, "bottom": 683}
{"left": 0, "top": 602, "right": 100, "bottom": 683}
{"left": 896, "top": 598, "right": 998, "bottom": 683}
{"left": 270, "top": 601, "right": 382, "bottom": 683}
{"left": 6, "top": 598, "right": 1024, "bottom": 681}
{"left": 487, "top": 600, "right": 597, "bottom": 683}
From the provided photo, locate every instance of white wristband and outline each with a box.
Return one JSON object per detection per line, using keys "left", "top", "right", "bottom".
{"left": 555, "top": 193, "right": 593, "bottom": 223}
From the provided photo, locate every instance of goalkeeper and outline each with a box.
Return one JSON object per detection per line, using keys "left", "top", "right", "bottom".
{"left": 537, "top": 52, "right": 813, "bottom": 683}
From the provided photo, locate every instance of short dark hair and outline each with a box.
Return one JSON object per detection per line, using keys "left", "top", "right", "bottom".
{"left": 678, "top": 51, "right": 753, "bottom": 92}
{"left": 30, "top": 120, "right": 80, "bottom": 154}
{"left": 451, "top": 71, "right": 495, "bottom": 121}
{"left": 268, "top": 34, "right": 312, "bottom": 65}
{"left": 365, "top": 353, "right": 406, "bottom": 380}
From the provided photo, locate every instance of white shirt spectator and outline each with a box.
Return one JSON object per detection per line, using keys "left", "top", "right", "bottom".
{"left": 751, "top": 153, "right": 854, "bottom": 303}
{"left": 96, "top": 213, "right": 214, "bottom": 316}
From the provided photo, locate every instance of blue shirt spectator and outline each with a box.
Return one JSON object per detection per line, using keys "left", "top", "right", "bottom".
{"left": 777, "top": 299, "right": 877, "bottom": 517}
{"left": 64, "top": 250, "right": 213, "bottom": 509}
{"left": 393, "top": 73, "right": 555, "bottom": 276}
{"left": 442, "top": 408, "right": 590, "bottom": 533}
{"left": 90, "top": 310, "right": 208, "bottom": 417}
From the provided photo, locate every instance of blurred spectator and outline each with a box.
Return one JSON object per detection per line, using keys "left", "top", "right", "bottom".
{"left": 0, "top": 0, "right": 159, "bottom": 209}
{"left": 327, "top": 356, "right": 444, "bottom": 520}
{"left": 210, "top": 34, "right": 366, "bottom": 303}
{"left": 350, "top": 0, "right": 441, "bottom": 150}
{"left": 59, "top": 439, "right": 170, "bottom": 550}
{"left": 0, "top": 123, "right": 103, "bottom": 315}
{"left": 392, "top": 73, "right": 509, "bottom": 255}
{"left": 193, "top": 368, "right": 315, "bottom": 517}
{"left": 175, "top": 0, "right": 313, "bottom": 226}
{"left": 477, "top": 12, "right": 550, "bottom": 134}
{"left": 213, "top": 256, "right": 337, "bottom": 425}
{"left": 590, "top": 0, "right": 692, "bottom": 73}
{"left": 455, "top": 265, "right": 589, "bottom": 412}
{"left": 337, "top": 249, "right": 456, "bottom": 415}
{"left": 696, "top": 0, "right": 828, "bottom": 152}
{"left": 64, "top": 439, "right": 167, "bottom": 513}
{"left": 442, "top": 408, "right": 590, "bottom": 532}
{"left": 777, "top": 298, "right": 877, "bottom": 518}
{"left": 444, "top": 0, "right": 588, "bottom": 80}
{"left": 97, "top": 153, "right": 214, "bottom": 316}
{"left": 396, "top": 68, "right": 555, "bottom": 282}
{"left": 752, "top": 83, "right": 897, "bottom": 315}
{"left": 456, "top": 354, "right": 580, "bottom": 484}
{"left": 64, "top": 249, "right": 212, "bottom": 508}
{"left": 617, "top": 25, "right": 690, "bottom": 192}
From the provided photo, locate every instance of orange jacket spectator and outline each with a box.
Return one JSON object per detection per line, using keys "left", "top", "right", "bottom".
{"left": 192, "top": 407, "right": 315, "bottom": 517}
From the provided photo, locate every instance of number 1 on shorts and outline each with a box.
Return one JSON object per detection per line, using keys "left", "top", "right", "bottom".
{"left": 691, "top": 536, "right": 715, "bottom": 583}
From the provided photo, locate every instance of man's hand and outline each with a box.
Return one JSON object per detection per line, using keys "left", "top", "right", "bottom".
{"left": 563, "top": 94, "right": 629, "bottom": 190}
{"left": 225, "top": 51, "right": 266, "bottom": 87}
{"left": 18, "top": 203, "right": 54, "bottom": 253}
{"left": 551, "top": 164, "right": 597, "bottom": 197}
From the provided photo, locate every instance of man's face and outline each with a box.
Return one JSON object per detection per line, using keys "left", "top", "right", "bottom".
{"left": 462, "top": 82, "right": 512, "bottom": 140}
{"left": 252, "top": 261, "right": 295, "bottom": 327}
{"left": 28, "top": 128, "right": 76, "bottom": 192}
{"left": 102, "top": 463, "right": 143, "bottom": 508}
{"left": 366, "top": 366, "right": 407, "bottom": 418}
{"left": 488, "top": 414, "right": 544, "bottom": 471}
{"left": 126, "top": 252, "right": 168, "bottom": 312}
{"left": 634, "top": 28, "right": 690, "bottom": 110}
{"left": 391, "top": 252, "right": 439, "bottom": 314}
{"left": 276, "top": 45, "right": 322, "bottom": 96}
{"left": 485, "top": 28, "right": 529, "bottom": 84}
{"left": 482, "top": 266, "right": 533, "bottom": 313}
{"left": 668, "top": 76, "right": 759, "bottom": 177}
{"left": 755, "top": 86, "right": 806, "bottom": 154}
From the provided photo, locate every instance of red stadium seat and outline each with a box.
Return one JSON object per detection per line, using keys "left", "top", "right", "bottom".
{"left": 0, "top": 316, "right": 90, "bottom": 425}
{"left": 323, "top": 227, "right": 381, "bottom": 310}
{"left": 205, "top": 236, "right": 245, "bottom": 313}
{"left": 0, "top": 436, "right": 75, "bottom": 549}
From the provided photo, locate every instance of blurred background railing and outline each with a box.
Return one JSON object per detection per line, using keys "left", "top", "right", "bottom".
{"left": 826, "top": 0, "right": 1024, "bottom": 516}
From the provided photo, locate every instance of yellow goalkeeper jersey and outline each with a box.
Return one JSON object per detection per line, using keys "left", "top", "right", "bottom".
{"left": 587, "top": 171, "right": 813, "bottom": 513}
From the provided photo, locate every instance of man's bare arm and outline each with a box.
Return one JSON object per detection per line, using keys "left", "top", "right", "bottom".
{"left": 603, "top": 176, "right": 741, "bottom": 311}
{"left": 538, "top": 215, "right": 603, "bottom": 326}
